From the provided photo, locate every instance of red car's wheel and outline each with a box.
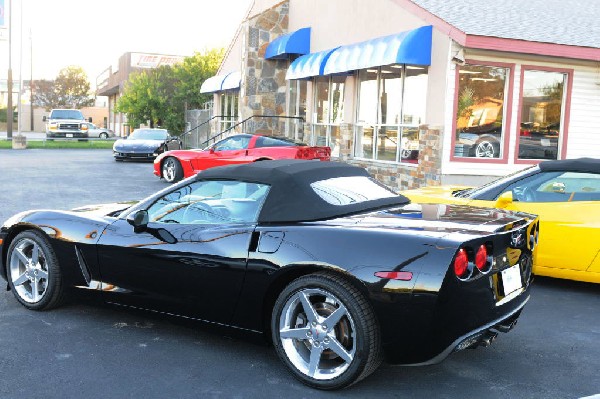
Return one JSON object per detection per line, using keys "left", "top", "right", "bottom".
{"left": 162, "top": 157, "right": 184, "bottom": 183}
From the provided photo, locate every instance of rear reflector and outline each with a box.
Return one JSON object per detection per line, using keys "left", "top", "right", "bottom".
{"left": 0, "top": 238, "right": 3, "bottom": 245}
{"left": 374, "top": 271, "right": 413, "bottom": 281}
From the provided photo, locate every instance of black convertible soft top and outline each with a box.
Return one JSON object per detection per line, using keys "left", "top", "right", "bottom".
{"left": 539, "top": 157, "right": 600, "bottom": 174}
{"left": 195, "top": 160, "right": 410, "bottom": 223}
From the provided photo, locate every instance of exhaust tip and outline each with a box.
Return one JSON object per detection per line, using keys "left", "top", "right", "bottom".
{"left": 479, "top": 331, "right": 498, "bottom": 347}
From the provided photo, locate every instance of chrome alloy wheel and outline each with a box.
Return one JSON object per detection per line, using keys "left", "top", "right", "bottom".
{"left": 163, "top": 158, "right": 177, "bottom": 182}
{"left": 9, "top": 237, "right": 49, "bottom": 304}
{"left": 279, "top": 288, "right": 356, "bottom": 380}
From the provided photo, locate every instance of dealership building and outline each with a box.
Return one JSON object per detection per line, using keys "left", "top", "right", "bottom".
{"left": 200, "top": 0, "right": 600, "bottom": 188}
{"left": 97, "top": 52, "right": 185, "bottom": 136}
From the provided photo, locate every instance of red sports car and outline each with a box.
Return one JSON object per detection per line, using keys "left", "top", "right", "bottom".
{"left": 154, "top": 134, "right": 332, "bottom": 183}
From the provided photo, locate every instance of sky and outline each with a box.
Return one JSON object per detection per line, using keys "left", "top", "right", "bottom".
{"left": 0, "top": 0, "right": 251, "bottom": 87}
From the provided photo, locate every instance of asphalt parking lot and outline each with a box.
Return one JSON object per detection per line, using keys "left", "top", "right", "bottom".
{"left": 0, "top": 149, "right": 599, "bottom": 398}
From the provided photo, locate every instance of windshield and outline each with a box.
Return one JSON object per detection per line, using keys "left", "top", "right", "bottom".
{"left": 50, "top": 110, "right": 85, "bottom": 120}
{"left": 129, "top": 129, "right": 168, "bottom": 140}
{"left": 464, "top": 165, "right": 540, "bottom": 199}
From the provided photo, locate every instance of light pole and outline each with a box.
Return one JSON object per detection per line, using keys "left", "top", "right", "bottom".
{"left": 17, "top": 0, "right": 22, "bottom": 134}
{"left": 6, "top": 0, "right": 13, "bottom": 139}
{"left": 29, "top": 27, "right": 33, "bottom": 131}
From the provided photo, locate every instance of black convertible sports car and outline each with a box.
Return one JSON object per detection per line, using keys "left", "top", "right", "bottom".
{"left": 0, "top": 160, "right": 538, "bottom": 389}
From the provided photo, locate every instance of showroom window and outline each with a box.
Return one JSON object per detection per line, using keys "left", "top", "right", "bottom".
{"left": 517, "top": 68, "right": 569, "bottom": 161}
{"left": 313, "top": 75, "right": 346, "bottom": 156}
{"left": 354, "top": 65, "right": 427, "bottom": 163}
{"left": 453, "top": 63, "right": 511, "bottom": 160}
{"left": 287, "top": 80, "right": 307, "bottom": 140}
{"left": 219, "top": 91, "right": 239, "bottom": 132}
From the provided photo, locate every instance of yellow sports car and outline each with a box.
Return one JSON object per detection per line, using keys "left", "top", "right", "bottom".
{"left": 402, "top": 158, "right": 600, "bottom": 284}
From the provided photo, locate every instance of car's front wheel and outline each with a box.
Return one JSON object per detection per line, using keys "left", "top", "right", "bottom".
{"left": 6, "top": 230, "right": 64, "bottom": 310}
{"left": 272, "top": 272, "right": 382, "bottom": 390}
{"left": 162, "top": 157, "right": 184, "bottom": 183}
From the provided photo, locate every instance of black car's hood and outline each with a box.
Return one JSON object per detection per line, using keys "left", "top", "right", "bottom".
{"left": 114, "top": 139, "right": 163, "bottom": 151}
{"left": 70, "top": 201, "right": 138, "bottom": 217}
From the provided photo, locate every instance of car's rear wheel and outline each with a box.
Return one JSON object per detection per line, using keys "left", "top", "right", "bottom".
{"left": 475, "top": 140, "right": 499, "bottom": 158}
{"left": 6, "top": 230, "right": 64, "bottom": 310}
{"left": 162, "top": 157, "right": 184, "bottom": 183}
{"left": 272, "top": 272, "right": 381, "bottom": 390}
{"left": 99, "top": 132, "right": 108, "bottom": 139}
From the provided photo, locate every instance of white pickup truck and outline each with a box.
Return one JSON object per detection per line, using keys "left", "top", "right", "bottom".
{"left": 43, "top": 109, "right": 92, "bottom": 139}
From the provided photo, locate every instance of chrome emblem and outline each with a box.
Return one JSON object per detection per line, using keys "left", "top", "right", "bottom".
{"left": 511, "top": 230, "right": 525, "bottom": 247}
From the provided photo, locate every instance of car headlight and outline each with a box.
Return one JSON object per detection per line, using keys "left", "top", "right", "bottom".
{"left": 48, "top": 123, "right": 58, "bottom": 131}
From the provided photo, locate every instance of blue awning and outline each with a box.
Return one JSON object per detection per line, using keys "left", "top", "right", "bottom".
{"left": 200, "top": 74, "right": 226, "bottom": 93}
{"left": 265, "top": 27, "right": 311, "bottom": 60}
{"left": 200, "top": 71, "right": 241, "bottom": 93}
{"left": 221, "top": 71, "right": 241, "bottom": 91}
{"left": 286, "top": 47, "right": 339, "bottom": 80}
{"left": 323, "top": 26, "right": 432, "bottom": 75}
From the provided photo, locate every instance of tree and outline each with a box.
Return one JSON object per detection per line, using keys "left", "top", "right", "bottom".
{"left": 115, "top": 65, "right": 178, "bottom": 130}
{"left": 115, "top": 48, "right": 224, "bottom": 134}
{"left": 32, "top": 66, "right": 95, "bottom": 110}
{"left": 172, "top": 48, "right": 225, "bottom": 110}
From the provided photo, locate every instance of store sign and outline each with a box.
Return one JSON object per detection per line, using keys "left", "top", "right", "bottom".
{"left": 130, "top": 53, "right": 184, "bottom": 69}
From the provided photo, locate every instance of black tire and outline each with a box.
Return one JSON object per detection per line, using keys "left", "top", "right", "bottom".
{"left": 99, "top": 132, "right": 108, "bottom": 139}
{"left": 162, "top": 156, "right": 184, "bottom": 183}
{"left": 6, "top": 230, "right": 65, "bottom": 311}
{"left": 271, "top": 272, "right": 382, "bottom": 390}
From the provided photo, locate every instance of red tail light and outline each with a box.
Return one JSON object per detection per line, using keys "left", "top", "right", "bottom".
{"left": 295, "top": 148, "right": 311, "bottom": 159}
{"left": 454, "top": 248, "right": 469, "bottom": 278}
{"left": 475, "top": 244, "right": 488, "bottom": 271}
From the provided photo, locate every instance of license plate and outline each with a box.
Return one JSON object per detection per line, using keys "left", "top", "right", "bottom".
{"left": 66, "top": 133, "right": 73, "bottom": 138}
{"left": 501, "top": 264, "right": 522, "bottom": 295}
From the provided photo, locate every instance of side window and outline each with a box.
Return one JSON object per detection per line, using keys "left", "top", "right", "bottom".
{"left": 146, "top": 180, "right": 270, "bottom": 224}
{"left": 502, "top": 172, "right": 600, "bottom": 202}
{"left": 213, "top": 136, "right": 250, "bottom": 151}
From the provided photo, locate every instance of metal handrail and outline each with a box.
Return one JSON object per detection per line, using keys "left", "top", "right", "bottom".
{"left": 180, "top": 115, "right": 237, "bottom": 138}
{"left": 198, "top": 115, "right": 305, "bottom": 149}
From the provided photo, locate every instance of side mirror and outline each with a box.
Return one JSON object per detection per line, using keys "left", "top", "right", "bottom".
{"left": 126, "top": 210, "right": 149, "bottom": 233}
{"left": 43, "top": 116, "right": 47, "bottom": 122}
{"left": 209, "top": 147, "right": 215, "bottom": 154}
{"left": 88, "top": 117, "right": 93, "bottom": 122}
{"left": 495, "top": 191, "right": 513, "bottom": 208}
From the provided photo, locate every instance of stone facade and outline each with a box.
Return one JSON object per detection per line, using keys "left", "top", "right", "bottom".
{"left": 240, "top": 0, "right": 290, "bottom": 135}
{"left": 345, "top": 126, "right": 442, "bottom": 191}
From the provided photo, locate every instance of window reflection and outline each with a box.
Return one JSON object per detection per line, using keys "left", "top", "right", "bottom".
{"left": 455, "top": 64, "right": 507, "bottom": 159}
{"left": 518, "top": 70, "right": 564, "bottom": 160}
{"left": 311, "top": 176, "right": 397, "bottom": 206}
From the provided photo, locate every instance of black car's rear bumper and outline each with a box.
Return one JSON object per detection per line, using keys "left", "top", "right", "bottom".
{"left": 401, "top": 294, "right": 529, "bottom": 366}
{"left": 47, "top": 133, "right": 89, "bottom": 138}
